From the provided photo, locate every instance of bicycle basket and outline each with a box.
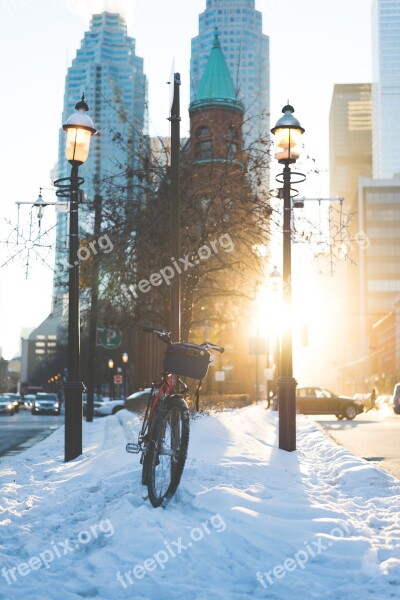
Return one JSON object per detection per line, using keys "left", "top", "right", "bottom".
{"left": 163, "top": 343, "right": 211, "bottom": 379}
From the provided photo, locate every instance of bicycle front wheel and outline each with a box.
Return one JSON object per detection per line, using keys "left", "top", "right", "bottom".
{"left": 147, "top": 396, "right": 190, "bottom": 508}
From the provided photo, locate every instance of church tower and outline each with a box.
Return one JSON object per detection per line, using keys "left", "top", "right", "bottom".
{"left": 189, "top": 31, "right": 245, "bottom": 170}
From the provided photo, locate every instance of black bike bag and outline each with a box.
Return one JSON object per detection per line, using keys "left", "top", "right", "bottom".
{"left": 163, "top": 343, "right": 211, "bottom": 379}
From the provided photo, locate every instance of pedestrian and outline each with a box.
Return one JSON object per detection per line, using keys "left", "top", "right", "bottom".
{"left": 368, "top": 387, "right": 377, "bottom": 411}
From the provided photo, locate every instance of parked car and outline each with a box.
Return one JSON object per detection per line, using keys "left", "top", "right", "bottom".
{"left": 125, "top": 388, "right": 152, "bottom": 412}
{"left": 94, "top": 398, "right": 125, "bottom": 417}
{"left": 391, "top": 383, "right": 400, "bottom": 415}
{"left": 31, "top": 393, "right": 60, "bottom": 415}
{"left": 82, "top": 393, "right": 103, "bottom": 416}
{"left": 0, "top": 396, "right": 15, "bottom": 416}
{"left": 296, "top": 387, "right": 364, "bottom": 420}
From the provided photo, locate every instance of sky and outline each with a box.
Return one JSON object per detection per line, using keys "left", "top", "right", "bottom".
{"left": 0, "top": 0, "right": 372, "bottom": 360}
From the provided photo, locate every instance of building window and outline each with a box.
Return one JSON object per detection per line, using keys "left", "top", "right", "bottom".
{"left": 196, "top": 126, "right": 213, "bottom": 160}
{"left": 227, "top": 142, "right": 237, "bottom": 160}
{"left": 197, "top": 140, "right": 213, "bottom": 160}
{"left": 227, "top": 126, "right": 239, "bottom": 159}
{"left": 197, "top": 126, "right": 211, "bottom": 138}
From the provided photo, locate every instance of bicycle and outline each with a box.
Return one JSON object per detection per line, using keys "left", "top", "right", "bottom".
{"left": 126, "top": 327, "right": 224, "bottom": 508}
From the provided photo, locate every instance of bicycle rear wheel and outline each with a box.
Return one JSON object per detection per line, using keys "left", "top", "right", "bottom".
{"left": 147, "top": 396, "right": 190, "bottom": 508}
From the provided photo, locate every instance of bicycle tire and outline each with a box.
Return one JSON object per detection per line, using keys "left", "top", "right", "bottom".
{"left": 142, "top": 453, "right": 150, "bottom": 485}
{"left": 147, "top": 396, "right": 190, "bottom": 508}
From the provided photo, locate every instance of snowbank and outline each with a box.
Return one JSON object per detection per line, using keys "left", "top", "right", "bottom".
{"left": 0, "top": 405, "right": 399, "bottom": 600}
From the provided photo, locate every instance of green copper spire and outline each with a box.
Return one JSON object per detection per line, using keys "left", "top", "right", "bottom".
{"left": 190, "top": 30, "right": 244, "bottom": 114}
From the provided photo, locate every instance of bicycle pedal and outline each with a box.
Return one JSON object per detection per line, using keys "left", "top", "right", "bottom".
{"left": 126, "top": 443, "right": 140, "bottom": 454}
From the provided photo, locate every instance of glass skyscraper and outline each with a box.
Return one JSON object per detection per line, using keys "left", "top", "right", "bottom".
{"left": 190, "top": 0, "right": 269, "bottom": 145}
{"left": 372, "top": 0, "right": 400, "bottom": 178}
{"left": 53, "top": 12, "right": 147, "bottom": 306}
{"left": 329, "top": 83, "right": 372, "bottom": 202}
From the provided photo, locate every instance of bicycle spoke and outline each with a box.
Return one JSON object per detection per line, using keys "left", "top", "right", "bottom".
{"left": 146, "top": 397, "right": 190, "bottom": 507}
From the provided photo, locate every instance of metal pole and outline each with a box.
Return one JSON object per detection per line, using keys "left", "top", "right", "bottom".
{"left": 64, "top": 164, "right": 84, "bottom": 462}
{"left": 170, "top": 72, "right": 181, "bottom": 342}
{"left": 277, "top": 164, "right": 297, "bottom": 451}
{"left": 123, "top": 362, "right": 127, "bottom": 400}
{"left": 86, "top": 193, "right": 102, "bottom": 422}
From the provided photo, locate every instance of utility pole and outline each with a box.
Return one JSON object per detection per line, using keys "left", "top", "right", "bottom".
{"left": 170, "top": 73, "right": 181, "bottom": 342}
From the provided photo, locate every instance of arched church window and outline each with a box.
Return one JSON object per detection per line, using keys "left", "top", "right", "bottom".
{"left": 196, "top": 126, "right": 213, "bottom": 159}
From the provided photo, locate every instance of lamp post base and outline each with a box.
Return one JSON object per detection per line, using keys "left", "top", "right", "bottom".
{"left": 277, "top": 376, "right": 297, "bottom": 452}
{"left": 64, "top": 381, "right": 84, "bottom": 462}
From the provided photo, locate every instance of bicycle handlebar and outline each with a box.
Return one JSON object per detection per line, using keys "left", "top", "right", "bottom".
{"left": 201, "top": 341, "right": 225, "bottom": 353}
{"left": 142, "top": 327, "right": 171, "bottom": 343}
{"left": 143, "top": 328, "right": 224, "bottom": 353}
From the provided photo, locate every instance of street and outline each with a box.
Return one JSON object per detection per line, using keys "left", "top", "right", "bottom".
{"left": 0, "top": 411, "right": 63, "bottom": 459}
{"left": 314, "top": 408, "right": 400, "bottom": 479}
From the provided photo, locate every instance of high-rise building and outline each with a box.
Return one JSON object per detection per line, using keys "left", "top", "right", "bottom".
{"left": 53, "top": 12, "right": 147, "bottom": 306}
{"left": 190, "top": 0, "right": 269, "bottom": 145}
{"left": 372, "top": 0, "right": 400, "bottom": 178}
{"left": 327, "top": 84, "right": 373, "bottom": 391}
{"left": 329, "top": 83, "right": 372, "bottom": 203}
{"left": 357, "top": 177, "right": 400, "bottom": 340}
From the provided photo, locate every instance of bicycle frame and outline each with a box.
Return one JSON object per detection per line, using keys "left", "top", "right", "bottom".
{"left": 139, "top": 374, "right": 186, "bottom": 448}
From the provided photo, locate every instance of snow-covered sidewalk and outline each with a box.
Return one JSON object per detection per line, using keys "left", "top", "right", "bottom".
{"left": 0, "top": 405, "right": 399, "bottom": 600}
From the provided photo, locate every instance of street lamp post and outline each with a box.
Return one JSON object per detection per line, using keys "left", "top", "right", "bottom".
{"left": 271, "top": 105, "right": 305, "bottom": 452}
{"left": 55, "top": 94, "right": 96, "bottom": 462}
{"left": 122, "top": 352, "right": 128, "bottom": 400}
{"left": 108, "top": 359, "right": 114, "bottom": 400}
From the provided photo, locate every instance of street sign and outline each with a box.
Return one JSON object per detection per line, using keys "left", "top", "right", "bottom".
{"left": 97, "top": 328, "right": 122, "bottom": 349}
{"left": 264, "top": 368, "right": 274, "bottom": 381}
{"left": 215, "top": 371, "right": 225, "bottom": 382}
{"left": 114, "top": 375, "right": 123, "bottom": 385}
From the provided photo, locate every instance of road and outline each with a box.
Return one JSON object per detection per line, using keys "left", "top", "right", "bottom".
{"left": 313, "top": 406, "right": 400, "bottom": 479}
{"left": 0, "top": 410, "right": 63, "bottom": 459}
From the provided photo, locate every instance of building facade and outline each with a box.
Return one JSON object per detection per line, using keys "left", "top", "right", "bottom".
{"left": 191, "top": 0, "right": 269, "bottom": 146}
{"left": 53, "top": 12, "right": 148, "bottom": 306}
{"left": 372, "top": 0, "right": 400, "bottom": 178}
{"left": 329, "top": 83, "right": 372, "bottom": 202}
{"left": 338, "top": 177, "right": 400, "bottom": 390}
{"left": 328, "top": 84, "right": 373, "bottom": 388}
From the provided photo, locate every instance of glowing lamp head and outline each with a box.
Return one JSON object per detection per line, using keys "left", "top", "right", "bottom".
{"left": 108, "top": 359, "right": 114, "bottom": 370}
{"left": 34, "top": 189, "right": 45, "bottom": 222}
{"left": 122, "top": 352, "right": 128, "bottom": 364}
{"left": 63, "top": 94, "right": 96, "bottom": 165}
{"left": 271, "top": 105, "right": 304, "bottom": 164}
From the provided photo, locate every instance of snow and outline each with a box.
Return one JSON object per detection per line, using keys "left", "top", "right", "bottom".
{"left": 0, "top": 404, "right": 399, "bottom": 600}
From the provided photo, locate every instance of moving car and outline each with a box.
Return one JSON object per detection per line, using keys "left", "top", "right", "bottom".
{"left": 391, "top": 383, "right": 400, "bottom": 415}
{"left": 32, "top": 393, "right": 60, "bottom": 415}
{"left": 0, "top": 396, "right": 15, "bottom": 416}
{"left": 23, "top": 394, "right": 36, "bottom": 409}
{"left": 125, "top": 388, "right": 152, "bottom": 412}
{"left": 296, "top": 387, "right": 364, "bottom": 420}
{"left": 5, "top": 393, "right": 21, "bottom": 413}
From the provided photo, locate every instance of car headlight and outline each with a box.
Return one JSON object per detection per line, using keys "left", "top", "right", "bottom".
{"left": 7, "top": 403, "right": 13, "bottom": 410}
{"left": 54, "top": 403, "right": 59, "bottom": 408}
